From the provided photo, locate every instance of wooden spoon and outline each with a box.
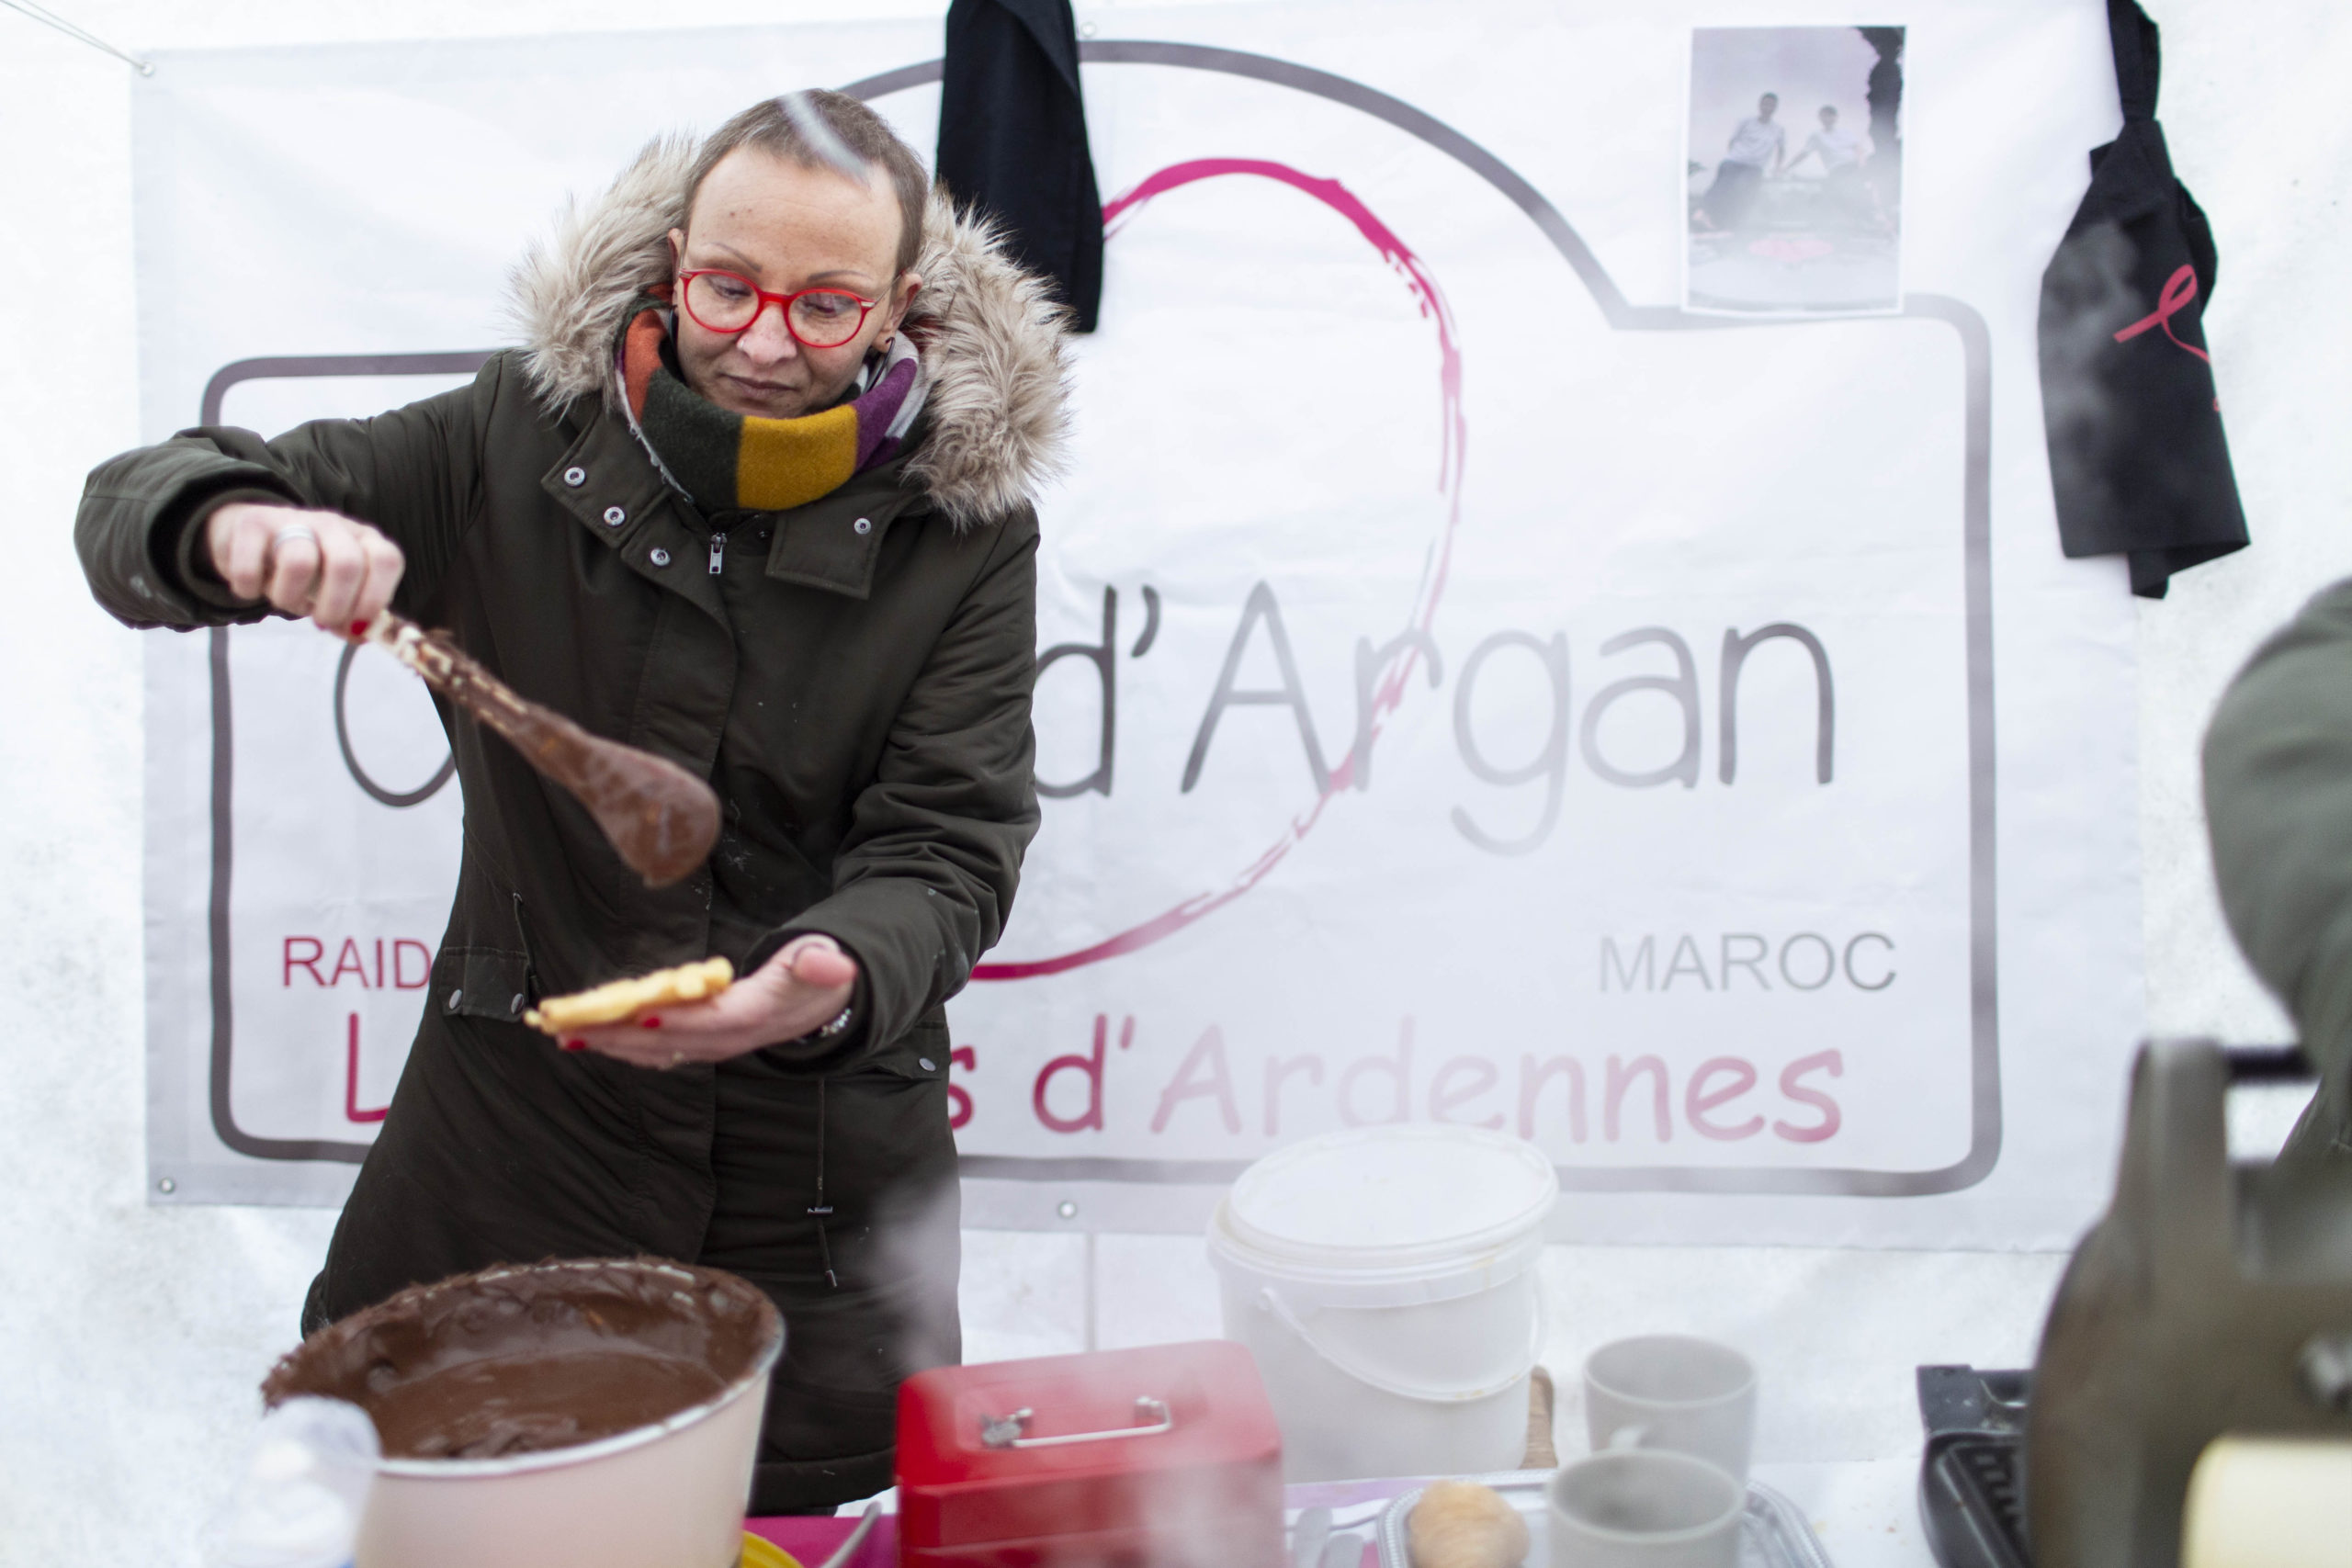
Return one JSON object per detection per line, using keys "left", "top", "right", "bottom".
{"left": 353, "top": 612, "right": 720, "bottom": 886}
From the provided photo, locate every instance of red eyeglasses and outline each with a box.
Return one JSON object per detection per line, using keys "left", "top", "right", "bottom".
{"left": 677, "top": 269, "right": 881, "bottom": 349}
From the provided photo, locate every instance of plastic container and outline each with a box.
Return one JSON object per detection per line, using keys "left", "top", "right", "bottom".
{"left": 1207, "top": 1125, "right": 1559, "bottom": 1481}
{"left": 1372, "top": 1470, "right": 1834, "bottom": 1568}
{"left": 202, "top": 1397, "right": 381, "bottom": 1568}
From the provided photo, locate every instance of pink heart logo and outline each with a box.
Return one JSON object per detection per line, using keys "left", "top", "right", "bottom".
{"left": 975, "top": 159, "right": 1463, "bottom": 981}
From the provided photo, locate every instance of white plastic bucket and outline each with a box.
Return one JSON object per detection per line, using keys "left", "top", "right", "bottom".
{"left": 1208, "top": 1125, "right": 1558, "bottom": 1482}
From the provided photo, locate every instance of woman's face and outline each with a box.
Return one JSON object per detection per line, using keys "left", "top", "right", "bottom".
{"left": 666, "top": 146, "right": 920, "bottom": 421}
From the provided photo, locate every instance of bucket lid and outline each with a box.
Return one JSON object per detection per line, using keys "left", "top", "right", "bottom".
{"left": 1209, "top": 1126, "right": 1557, "bottom": 1304}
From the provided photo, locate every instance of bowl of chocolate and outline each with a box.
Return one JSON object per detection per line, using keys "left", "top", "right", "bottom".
{"left": 263, "top": 1257, "right": 784, "bottom": 1568}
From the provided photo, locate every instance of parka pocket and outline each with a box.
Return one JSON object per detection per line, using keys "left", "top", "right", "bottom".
{"left": 855, "top": 1012, "right": 952, "bottom": 1082}
{"left": 427, "top": 945, "right": 535, "bottom": 1024}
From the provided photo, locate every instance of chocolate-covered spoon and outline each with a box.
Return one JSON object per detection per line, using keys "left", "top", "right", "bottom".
{"left": 354, "top": 612, "right": 720, "bottom": 886}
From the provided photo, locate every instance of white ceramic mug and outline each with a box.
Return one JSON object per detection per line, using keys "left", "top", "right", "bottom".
{"left": 1583, "top": 1336, "right": 1758, "bottom": 1483}
{"left": 1546, "top": 1450, "right": 1747, "bottom": 1568}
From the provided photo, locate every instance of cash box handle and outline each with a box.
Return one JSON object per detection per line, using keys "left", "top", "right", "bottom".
{"left": 979, "top": 1396, "right": 1173, "bottom": 1449}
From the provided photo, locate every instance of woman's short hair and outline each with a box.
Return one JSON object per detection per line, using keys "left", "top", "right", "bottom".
{"left": 684, "top": 92, "right": 932, "bottom": 276}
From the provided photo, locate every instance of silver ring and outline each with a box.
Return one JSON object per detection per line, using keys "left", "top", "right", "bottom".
{"left": 273, "top": 523, "right": 320, "bottom": 552}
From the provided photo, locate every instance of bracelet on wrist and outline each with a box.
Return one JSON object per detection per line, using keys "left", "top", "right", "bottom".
{"left": 797, "top": 1004, "right": 854, "bottom": 1044}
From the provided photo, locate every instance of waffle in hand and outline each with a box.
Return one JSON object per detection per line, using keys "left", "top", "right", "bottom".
{"left": 522, "top": 957, "right": 734, "bottom": 1034}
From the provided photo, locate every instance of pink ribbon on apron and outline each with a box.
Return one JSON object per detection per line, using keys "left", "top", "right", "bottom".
{"left": 2113, "top": 263, "right": 2211, "bottom": 363}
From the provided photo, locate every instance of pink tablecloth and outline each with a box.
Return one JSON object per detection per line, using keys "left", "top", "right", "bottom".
{"left": 747, "top": 1475, "right": 1414, "bottom": 1568}
{"left": 743, "top": 1513, "right": 899, "bottom": 1568}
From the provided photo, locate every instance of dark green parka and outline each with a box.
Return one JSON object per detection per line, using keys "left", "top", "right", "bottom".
{"left": 76, "top": 142, "right": 1068, "bottom": 1508}
{"left": 2204, "top": 577, "right": 2352, "bottom": 1168}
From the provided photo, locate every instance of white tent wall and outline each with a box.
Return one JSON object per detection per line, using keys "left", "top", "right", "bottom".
{"left": 0, "top": 0, "right": 2329, "bottom": 1559}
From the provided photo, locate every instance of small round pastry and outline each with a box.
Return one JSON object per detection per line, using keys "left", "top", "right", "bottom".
{"left": 1408, "top": 1480, "right": 1531, "bottom": 1568}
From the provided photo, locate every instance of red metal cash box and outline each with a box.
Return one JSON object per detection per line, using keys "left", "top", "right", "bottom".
{"left": 895, "top": 1342, "right": 1284, "bottom": 1568}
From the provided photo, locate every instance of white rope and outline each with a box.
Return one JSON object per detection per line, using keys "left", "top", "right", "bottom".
{"left": 0, "top": 0, "right": 154, "bottom": 74}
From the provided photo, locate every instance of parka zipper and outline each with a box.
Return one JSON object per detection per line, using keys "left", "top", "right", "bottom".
{"left": 809, "top": 1077, "right": 838, "bottom": 1289}
{"left": 707, "top": 531, "right": 727, "bottom": 576}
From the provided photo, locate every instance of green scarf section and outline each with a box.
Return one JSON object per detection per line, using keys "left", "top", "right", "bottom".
{"left": 618, "top": 300, "right": 927, "bottom": 513}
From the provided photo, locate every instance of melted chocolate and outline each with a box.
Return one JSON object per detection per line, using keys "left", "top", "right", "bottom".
{"left": 370, "top": 615, "right": 721, "bottom": 886}
{"left": 363, "top": 1350, "right": 725, "bottom": 1460}
{"left": 263, "top": 1258, "right": 780, "bottom": 1461}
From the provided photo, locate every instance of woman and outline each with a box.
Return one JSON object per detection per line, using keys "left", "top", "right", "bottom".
{"left": 76, "top": 92, "right": 1069, "bottom": 1510}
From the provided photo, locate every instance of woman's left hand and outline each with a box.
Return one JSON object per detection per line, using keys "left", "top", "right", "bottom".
{"left": 563, "top": 935, "right": 858, "bottom": 1068}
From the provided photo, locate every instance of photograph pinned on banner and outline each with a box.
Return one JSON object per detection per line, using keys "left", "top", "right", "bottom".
{"left": 1684, "top": 25, "right": 1905, "bottom": 315}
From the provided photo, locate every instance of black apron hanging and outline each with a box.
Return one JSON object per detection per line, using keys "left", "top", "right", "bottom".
{"left": 2037, "top": 0, "right": 2246, "bottom": 599}
{"left": 935, "top": 0, "right": 1104, "bottom": 333}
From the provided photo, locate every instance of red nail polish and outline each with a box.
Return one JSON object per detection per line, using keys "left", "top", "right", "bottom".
{"left": 562, "top": 1038, "right": 586, "bottom": 1052}
{"left": 349, "top": 618, "right": 370, "bottom": 637}
{"left": 639, "top": 1016, "right": 662, "bottom": 1029}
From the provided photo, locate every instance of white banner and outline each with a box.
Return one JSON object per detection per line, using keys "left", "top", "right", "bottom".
{"left": 137, "top": 1, "right": 2143, "bottom": 1246}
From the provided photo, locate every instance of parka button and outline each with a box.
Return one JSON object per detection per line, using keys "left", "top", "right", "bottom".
{"left": 446, "top": 988, "right": 463, "bottom": 1011}
{"left": 563, "top": 467, "right": 587, "bottom": 487}
{"left": 918, "top": 1057, "right": 937, "bottom": 1072}
{"left": 603, "top": 505, "right": 627, "bottom": 525}
{"left": 510, "top": 993, "right": 526, "bottom": 1013}
{"left": 853, "top": 516, "right": 872, "bottom": 535}
{"left": 649, "top": 547, "right": 672, "bottom": 567}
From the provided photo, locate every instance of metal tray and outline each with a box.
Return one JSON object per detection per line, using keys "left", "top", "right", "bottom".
{"left": 1374, "top": 1470, "right": 1833, "bottom": 1568}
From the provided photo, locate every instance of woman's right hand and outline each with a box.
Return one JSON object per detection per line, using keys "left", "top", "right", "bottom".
{"left": 207, "top": 500, "right": 405, "bottom": 633}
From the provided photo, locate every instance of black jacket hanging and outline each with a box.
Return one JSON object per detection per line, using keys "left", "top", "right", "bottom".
{"left": 2037, "top": 0, "right": 2246, "bottom": 599}
{"left": 936, "top": 0, "right": 1104, "bottom": 333}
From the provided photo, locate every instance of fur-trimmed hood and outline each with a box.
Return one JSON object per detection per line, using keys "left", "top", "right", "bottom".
{"left": 507, "top": 135, "right": 1071, "bottom": 528}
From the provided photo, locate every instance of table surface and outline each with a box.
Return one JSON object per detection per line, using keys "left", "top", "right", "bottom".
{"left": 1750, "top": 1460, "right": 1932, "bottom": 1568}
{"left": 749, "top": 1457, "right": 1935, "bottom": 1568}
